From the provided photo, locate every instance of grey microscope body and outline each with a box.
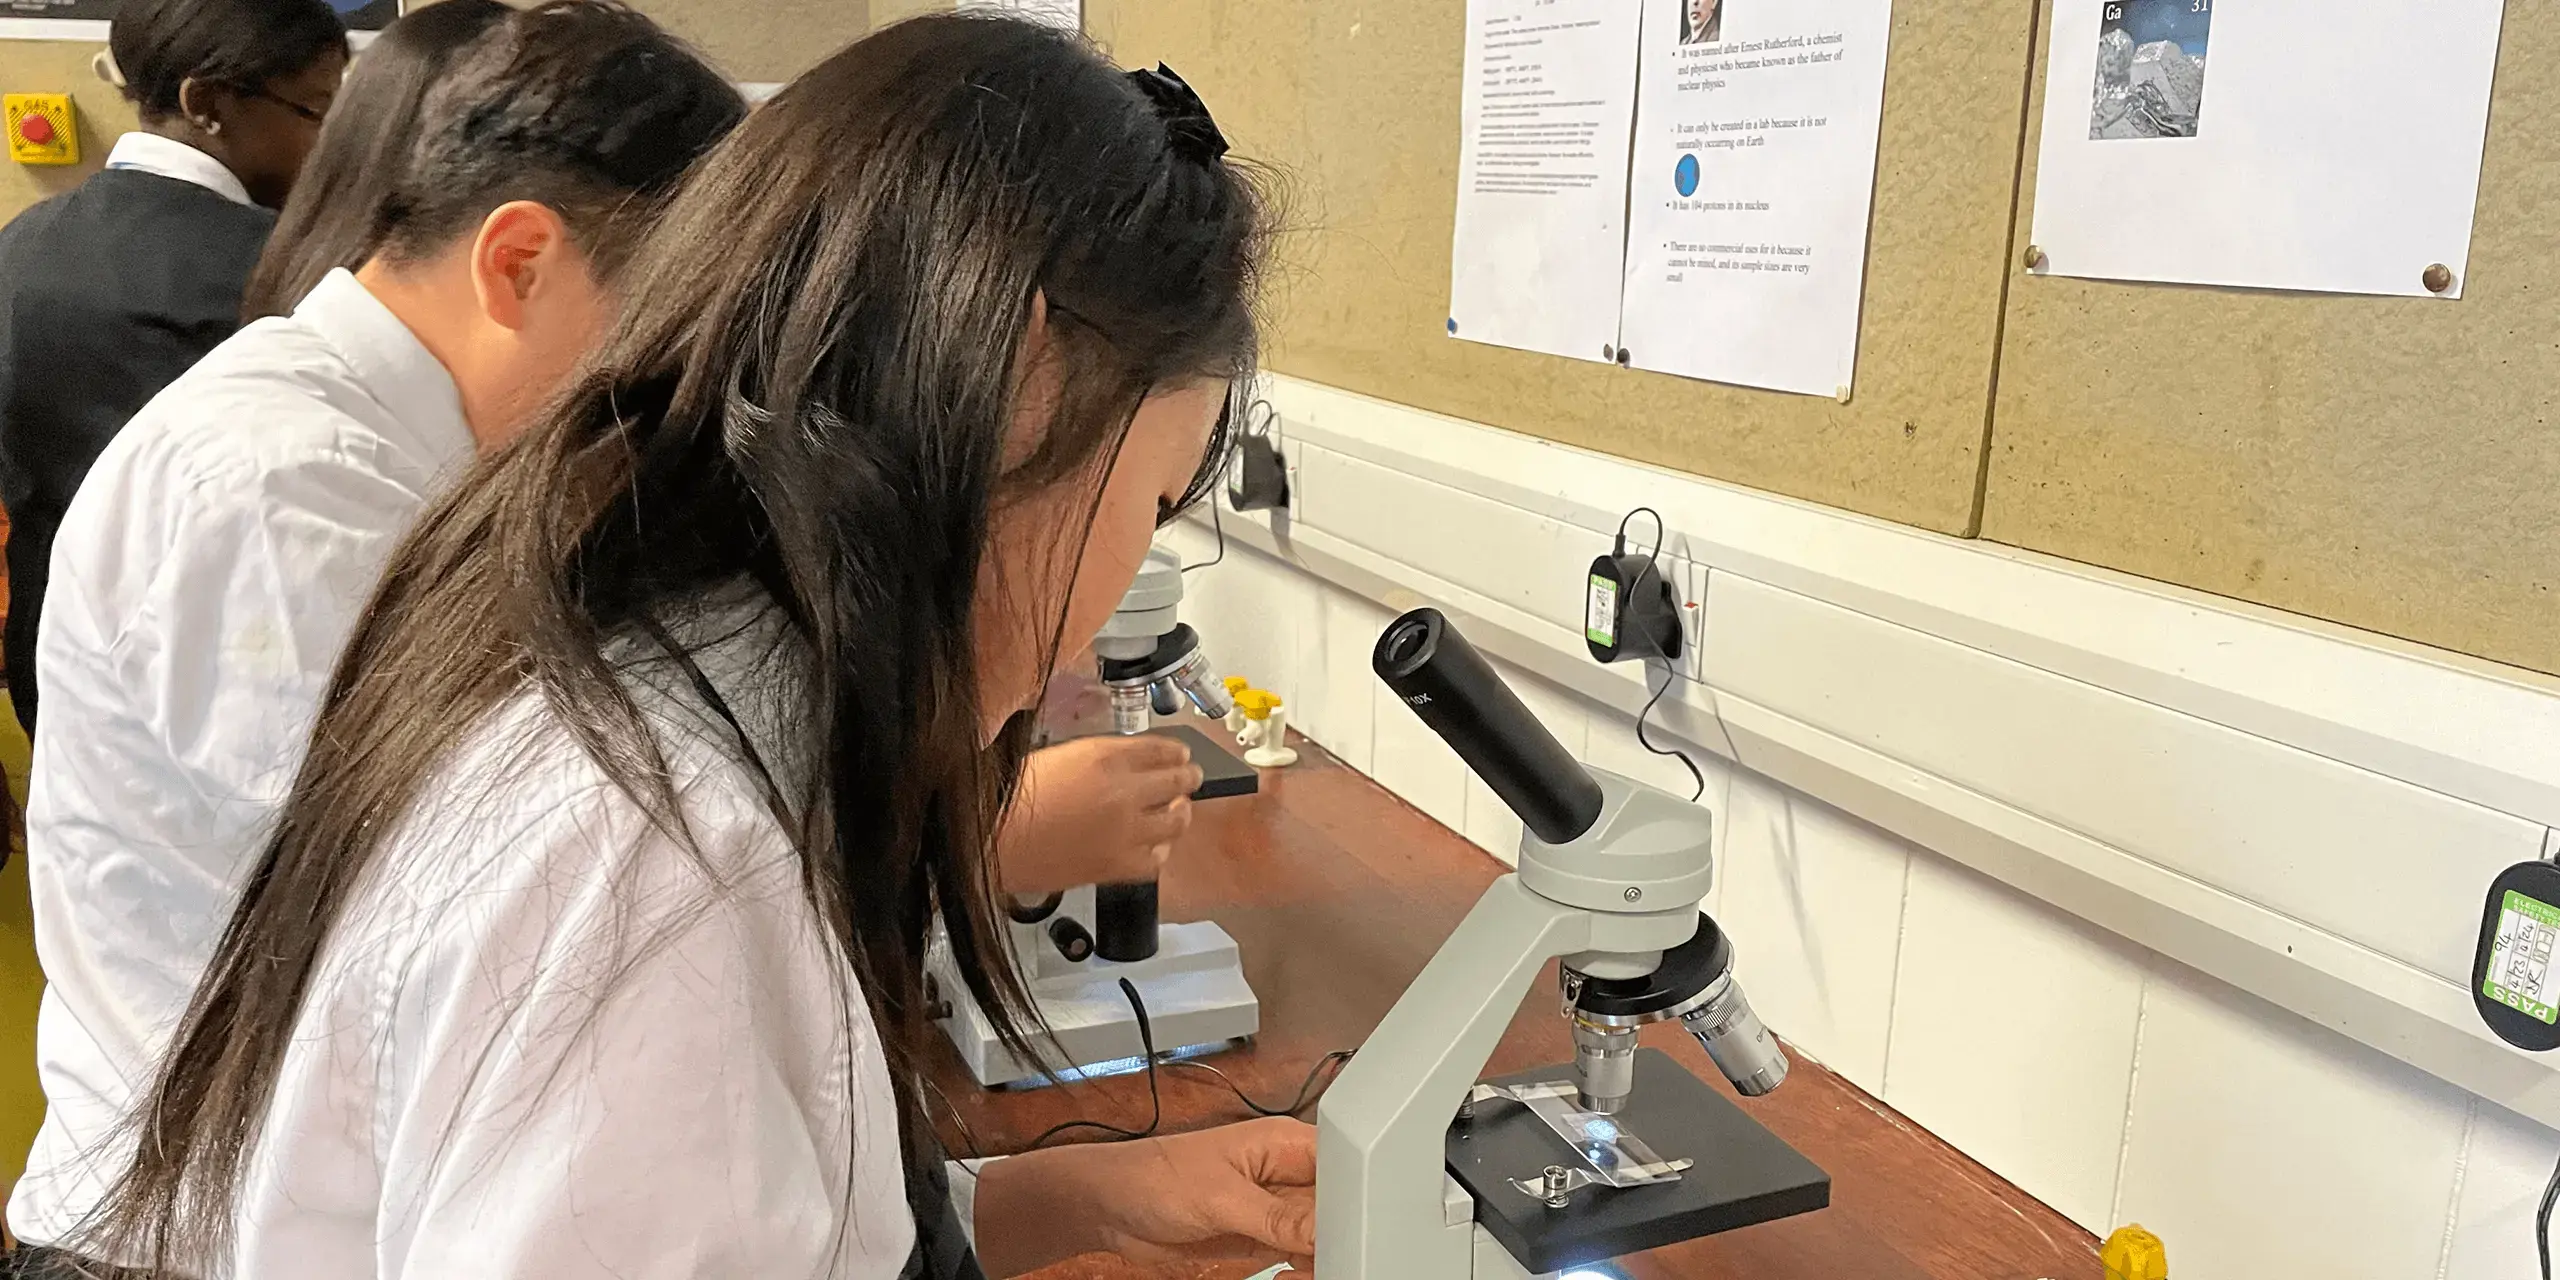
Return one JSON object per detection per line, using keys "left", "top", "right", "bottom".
{"left": 1095, "top": 546, "right": 1235, "bottom": 734}
{"left": 1316, "top": 609, "right": 1818, "bottom": 1278}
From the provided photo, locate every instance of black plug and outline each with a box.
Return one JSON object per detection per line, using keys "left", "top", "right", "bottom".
{"left": 1227, "top": 433, "right": 1289, "bottom": 512}
{"left": 1585, "top": 510, "right": 1683, "bottom": 665}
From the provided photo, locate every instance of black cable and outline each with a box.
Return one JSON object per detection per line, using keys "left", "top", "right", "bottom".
{"left": 1609, "top": 504, "right": 1703, "bottom": 802}
{"left": 1636, "top": 661, "right": 1707, "bottom": 803}
{"left": 1182, "top": 496, "right": 1226, "bottom": 574}
{"left": 1027, "top": 977, "right": 1164, "bottom": 1149}
{"left": 2539, "top": 1145, "right": 2558, "bottom": 1280}
{"left": 1614, "top": 505, "right": 1665, "bottom": 563}
{"left": 990, "top": 972, "right": 1354, "bottom": 1152}
{"left": 1167, "top": 1049, "right": 1356, "bottom": 1118}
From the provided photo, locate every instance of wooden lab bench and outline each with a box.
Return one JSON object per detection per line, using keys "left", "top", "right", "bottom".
{"left": 928, "top": 739, "right": 2103, "bottom": 1280}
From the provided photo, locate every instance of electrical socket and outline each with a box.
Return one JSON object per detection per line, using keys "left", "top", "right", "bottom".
{"left": 1676, "top": 557, "right": 1708, "bottom": 683}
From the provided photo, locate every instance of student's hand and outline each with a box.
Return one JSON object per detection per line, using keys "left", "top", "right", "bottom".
{"left": 1079, "top": 1118, "right": 1318, "bottom": 1265}
{"left": 973, "top": 1118, "right": 1318, "bottom": 1276}
{"left": 996, "top": 734, "right": 1203, "bottom": 897}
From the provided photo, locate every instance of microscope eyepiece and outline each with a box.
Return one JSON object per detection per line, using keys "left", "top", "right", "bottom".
{"left": 1382, "top": 618, "right": 1432, "bottom": 666}
{"left": 1374, "top": 609, "right": 1604, "bottom": 846}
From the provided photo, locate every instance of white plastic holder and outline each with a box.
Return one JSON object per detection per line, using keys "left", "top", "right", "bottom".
{"left": 1243, "top": 704, "right": 1300, "bottom": 769}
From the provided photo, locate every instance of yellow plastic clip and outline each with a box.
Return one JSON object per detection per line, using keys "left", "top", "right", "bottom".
{"left": 1235, "top": 689, "right": 1279, "bottom": 721}
{"left": 2100, "top": 1225, "right": 2166, "bottom": 1280}
{"left": 1224, "top": 675, "right": 1250, "bottom": 698}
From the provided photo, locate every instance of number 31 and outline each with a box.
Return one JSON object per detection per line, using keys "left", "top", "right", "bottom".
{"left": 2191, "top": 0, "right": 2209, "bottom": 10}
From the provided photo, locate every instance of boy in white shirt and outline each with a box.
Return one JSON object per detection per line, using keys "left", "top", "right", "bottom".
{"left": 12, "top": 2, "right": 747, "bottom": 1251}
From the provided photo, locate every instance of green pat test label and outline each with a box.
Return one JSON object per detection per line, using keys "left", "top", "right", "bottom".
{"left": 1586, "top": 574, "right": 1618, "bottom": 646}
{"left": 2484, "top": 890, "right": 2560, "bottom": 1025}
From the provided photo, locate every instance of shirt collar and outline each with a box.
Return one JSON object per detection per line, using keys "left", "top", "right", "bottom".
{"left": 102, "top": 132, "right": 255, "bottom": 208}
{"left": 292, "top": 269, "right": 476, "bottom": 468}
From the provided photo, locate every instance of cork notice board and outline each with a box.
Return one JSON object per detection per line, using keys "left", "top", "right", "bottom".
{"left": 1982, "top": 3, "right": 2560, "bottom": 675}
{"left": 1089, "top": 0, "right": 2560, "bottom": 675}
{"left": 1084, "top": 0, "right": 2043, "bottom": 537}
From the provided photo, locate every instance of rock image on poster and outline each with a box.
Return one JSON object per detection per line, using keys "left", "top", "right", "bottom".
{"left": 3, "top": 0, "right": 398, "bottom": 32}
{"left": 2089, "top": 0, "right": 2210, "bottom": 139}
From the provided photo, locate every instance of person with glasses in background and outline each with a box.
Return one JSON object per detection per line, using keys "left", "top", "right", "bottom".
{"left": 0, "top": 0, "right": 346, "bottom": 735}
{"left": 239, "top": 0, "right": 510, "bottom": 322}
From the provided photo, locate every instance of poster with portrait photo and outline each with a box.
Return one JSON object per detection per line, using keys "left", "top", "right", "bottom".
{"left": 1679, "top": 0, "right": 1724, "bottom": 46}
{"left": 2, "top": 0, "right": 400, "bottom": 39}
{"left": 1620, "top": 0, "right": 1895, "bottom": 396}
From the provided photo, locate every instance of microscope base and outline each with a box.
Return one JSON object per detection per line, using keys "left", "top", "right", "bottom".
{"left": 931, "top": 921, "right": 1262, "bottom": 1087}
{"left": 1446, "top": 1048, "right": 1830, "bottom": 1275}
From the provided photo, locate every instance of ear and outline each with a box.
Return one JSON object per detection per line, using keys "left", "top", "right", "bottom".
{"left": 1004, "top": 291, "right": 1062, "bottom": 470}
{"left": 175, "top": 76, "right": 226, "bottom": 135}
{"left": 467, "top": 200, "right": 576, "bottom": 332}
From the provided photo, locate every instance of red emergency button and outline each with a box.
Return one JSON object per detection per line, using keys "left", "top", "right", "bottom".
{"left": 16, "top": 113, "right": 54, "bottom": 147}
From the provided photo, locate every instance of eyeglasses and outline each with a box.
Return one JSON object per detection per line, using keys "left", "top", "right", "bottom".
{"left": 249, "top": 87, "right": 329, "bottom": 124}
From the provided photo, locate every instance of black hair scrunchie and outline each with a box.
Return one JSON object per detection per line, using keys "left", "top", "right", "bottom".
{"left": 1127, "top": 63, "right": 1230, "bottom": 164}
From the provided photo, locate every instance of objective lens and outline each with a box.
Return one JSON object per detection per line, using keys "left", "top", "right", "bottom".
{"left": 1109, "top": 683, "right": 1151, "bottom": 735}
{"left": 1571, "top": 1022, "right": 1639, "bottom": 1114}
{"left": 1170, "top": 651, "right": 1235, "bottom": 720}
{"left": 1681, "top": 975, "right": 1789, "bottom": 1097}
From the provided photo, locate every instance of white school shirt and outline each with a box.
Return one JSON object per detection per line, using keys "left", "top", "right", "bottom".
{"left": 100, "top": 131, "right": 255, "bottom": 207}
{"left": 230, "top": 596, "right": 913, "bottom": 1279}
{"left": 11, "top": 268, "right": 475, "bottom": 1245}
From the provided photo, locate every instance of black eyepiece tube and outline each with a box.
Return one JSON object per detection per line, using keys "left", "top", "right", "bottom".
{"left": 1373, "top": 608, "right": 1604, "bottom": 845}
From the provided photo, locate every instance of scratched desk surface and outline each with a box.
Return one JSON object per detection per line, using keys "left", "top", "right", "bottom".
{"left": 928, "top": 737, "right": 2101, "bottom": 1280}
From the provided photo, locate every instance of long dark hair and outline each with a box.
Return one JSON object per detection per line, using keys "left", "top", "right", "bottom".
{"left": 242, "top": 0, "right": 744, "bottom": 323}
{"left": 238, "top": 0, "right": 509, "bottom": 321}
{"left": 85, "top": 14, "right": 1265, "bottom": 1272}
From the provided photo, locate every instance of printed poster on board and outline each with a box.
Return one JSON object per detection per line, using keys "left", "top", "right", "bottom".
{"left": 2025, "top": 0, "right": 2505, "bottom": 298}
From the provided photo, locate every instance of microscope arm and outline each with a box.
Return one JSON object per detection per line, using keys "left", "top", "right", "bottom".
{"left": 1316, "top": 875, "right": 1697, "bottom": 1278}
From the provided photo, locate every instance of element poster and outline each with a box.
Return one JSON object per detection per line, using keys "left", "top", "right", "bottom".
{"left": 2028, "top": 0, "right": 2505, "bottom": 298}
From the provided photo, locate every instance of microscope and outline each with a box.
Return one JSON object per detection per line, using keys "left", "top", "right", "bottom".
{"left": 1317, "top": 609, "right": 1830, "bottom": 1277}
{"left": 930, "top": 546, "right": 1263, "bottom": 1086}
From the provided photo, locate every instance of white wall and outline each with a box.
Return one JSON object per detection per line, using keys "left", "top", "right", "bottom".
{"left": 1162, "top": 375, "right": 2560, "bottom": 1279}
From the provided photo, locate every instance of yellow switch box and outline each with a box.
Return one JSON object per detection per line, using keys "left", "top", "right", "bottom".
{"left": 5, "top": 94, "right": 78, "bottom": 166}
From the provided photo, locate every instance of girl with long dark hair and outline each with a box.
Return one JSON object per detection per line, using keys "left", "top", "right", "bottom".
{"left": 79, "top": 15, "right": 1308, "bottom": 1279}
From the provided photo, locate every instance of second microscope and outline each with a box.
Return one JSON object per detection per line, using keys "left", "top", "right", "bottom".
{"left": 929, "top": 545, "right": 1263, "bottom": 1086}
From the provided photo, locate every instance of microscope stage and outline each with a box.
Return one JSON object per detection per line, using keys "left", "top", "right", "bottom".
{"left": 1446, "top": 1048, "right": 1830, "bottom": 1274}
{"left": 1152, "top": 724, "right": 1261, "bottom": 800}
